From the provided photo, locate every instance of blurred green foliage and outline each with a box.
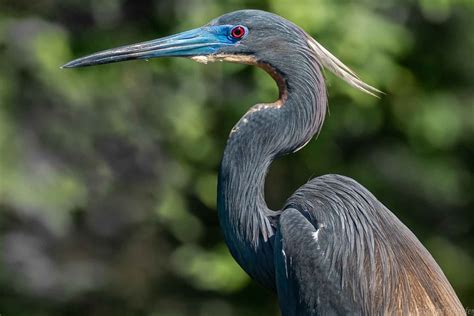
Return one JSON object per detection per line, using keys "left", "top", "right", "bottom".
{"left": 0, "top": 0, "right": 473, "bottom": 315}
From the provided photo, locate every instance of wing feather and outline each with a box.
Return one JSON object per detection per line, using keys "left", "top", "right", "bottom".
{"left": 275, "top": 174, "right": 465, "bottom": 315}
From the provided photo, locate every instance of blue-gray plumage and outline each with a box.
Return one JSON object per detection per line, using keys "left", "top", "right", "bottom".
{"left": 63, "top": 9, "right": 465, "bottom": 315}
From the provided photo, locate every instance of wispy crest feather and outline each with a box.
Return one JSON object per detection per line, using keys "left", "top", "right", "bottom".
{"left": 307, "top": 37, "right": 382, "bottom": 97}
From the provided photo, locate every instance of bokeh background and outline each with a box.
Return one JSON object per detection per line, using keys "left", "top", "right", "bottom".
{"left": 1, "top": 0, "right": 473, "bottom": 315}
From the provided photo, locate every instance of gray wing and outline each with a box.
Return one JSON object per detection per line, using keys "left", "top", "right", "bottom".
{"left": 274, "top": 174, "right": 464, "bottom": 316}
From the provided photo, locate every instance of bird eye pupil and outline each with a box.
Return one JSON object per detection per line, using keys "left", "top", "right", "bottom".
{"left": 231, "top": 26, "right": 245, "bottom": 39}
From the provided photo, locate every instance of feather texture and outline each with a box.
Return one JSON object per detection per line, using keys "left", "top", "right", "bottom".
{"left": 307, "top": 36, "right": 382, "bottom": 97}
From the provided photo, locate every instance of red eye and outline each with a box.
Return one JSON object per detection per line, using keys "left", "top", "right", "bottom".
{"left": 230, "top": 26, "right": 246, "bottom": 39}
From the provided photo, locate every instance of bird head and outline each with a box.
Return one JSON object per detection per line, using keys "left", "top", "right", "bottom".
{"left": 62, "top": 10, "right": 379, "bottom": 96}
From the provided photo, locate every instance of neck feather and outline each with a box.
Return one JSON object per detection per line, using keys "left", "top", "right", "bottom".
{"left": 218, "top": 49, "right": 327, "bottom": 251}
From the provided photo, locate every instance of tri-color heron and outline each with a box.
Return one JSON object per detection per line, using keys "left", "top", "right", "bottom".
{"left": 63, "top": 10, "right": 465, "bottom": 315}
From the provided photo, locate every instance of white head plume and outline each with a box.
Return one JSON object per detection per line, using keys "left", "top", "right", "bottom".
{"left": 307, "top": 37, "right": 382, "bottom": 97}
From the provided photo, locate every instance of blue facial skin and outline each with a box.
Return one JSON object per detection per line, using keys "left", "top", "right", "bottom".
{"left": 61, "top": 25, "right": 248, "bottom": 68}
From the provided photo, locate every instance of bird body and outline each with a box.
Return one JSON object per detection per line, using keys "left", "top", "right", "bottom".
{"left": 64, "top": 9, "right": 465, "bottom": 315}
{"left": 277, "top": 175, "right": 463, "bottom": 315}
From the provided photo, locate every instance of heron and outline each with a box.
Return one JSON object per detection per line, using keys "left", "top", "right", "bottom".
{"left": 63, "top": 10, "right": 465, "bottom": 315}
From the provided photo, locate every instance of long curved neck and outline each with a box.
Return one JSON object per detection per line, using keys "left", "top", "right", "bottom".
{"left": 217, "top": 52, "right": 327, "bottom": 253}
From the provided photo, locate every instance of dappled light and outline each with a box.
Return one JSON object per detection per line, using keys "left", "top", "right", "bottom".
{"left": 0, "top": 0, "right": 473, "bottom": 315}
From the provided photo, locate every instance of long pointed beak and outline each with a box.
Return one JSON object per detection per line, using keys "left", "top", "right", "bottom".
{"left": 62, "top": 27, "right": 231, "bottom": 68}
